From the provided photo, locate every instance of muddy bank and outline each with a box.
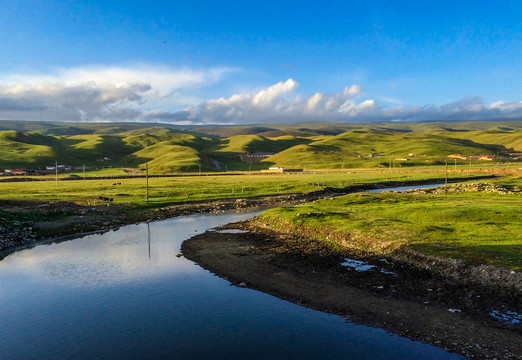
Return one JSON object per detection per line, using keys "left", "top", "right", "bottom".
{"left": 181, "top": 225, "right": 521, "bottom": 360}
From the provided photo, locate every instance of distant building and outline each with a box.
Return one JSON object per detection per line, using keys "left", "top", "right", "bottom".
{"left": 261, "top": 167, "right": 303, "bottom": 173}
{"left": 11, "top": 169, "right": 27, "bottom": 175}
{"left": 479, "top": 155, "right": 493, "bottom": 161}
{"left": 448, "top": 154, "right": 467, "bottom": 160}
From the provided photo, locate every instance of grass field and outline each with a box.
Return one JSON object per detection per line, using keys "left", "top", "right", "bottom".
{"left": 0, "top": 170, "right": 484, "bottom": 206}
{"left": 254, "top": 176, "right": 522, "bottom": 271}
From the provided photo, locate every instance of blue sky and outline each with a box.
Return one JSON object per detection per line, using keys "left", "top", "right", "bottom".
{"left": 0, "top": 0, "right": 521, "bottom": 124}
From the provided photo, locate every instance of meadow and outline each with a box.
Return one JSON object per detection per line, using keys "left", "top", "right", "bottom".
{"left": 254, "top": 176, "right": 522, "bottom": 271}
{"left": 0, "top": 170, "right": 479, "bottom": 206}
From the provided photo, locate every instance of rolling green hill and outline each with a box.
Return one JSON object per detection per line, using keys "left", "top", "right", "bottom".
{"left": 122, "top": 142, "right": 205, "bottom": 172}
{"left": 263, "top": 130, "right": 511, "bottom": 169}
{"left": 446, "top": 129, "right": 522, "bottom": 152}
{"left": 0, "top": 120, "right": 520, "bottom": 172}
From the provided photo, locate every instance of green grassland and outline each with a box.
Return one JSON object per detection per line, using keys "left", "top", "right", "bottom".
{"left": 0, "top": 171, "right": 476, "bottom": 206}
{"left": 255, "top": 177, "right": 522, "bottom": 271}
{"left": 0, "top": 120, "right": 520, "bottom": 173}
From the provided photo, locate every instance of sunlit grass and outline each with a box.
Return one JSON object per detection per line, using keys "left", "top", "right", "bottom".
{"left": 256, "top": 177, "right": 522, "bottom": 270}
{"left": 0, "top": 171, "right": 474, "bottom": 206}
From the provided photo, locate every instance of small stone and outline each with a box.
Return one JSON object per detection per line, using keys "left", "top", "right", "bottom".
{"left": 239, "top": 282, "right": 247, "bottom": 287}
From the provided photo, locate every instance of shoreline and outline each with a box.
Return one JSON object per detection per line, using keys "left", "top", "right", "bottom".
{"left": 181, "top": 222, "right": 521, "bottom": 360}
{"left": 0, "top": 176, "right": 493, "bottom": 258}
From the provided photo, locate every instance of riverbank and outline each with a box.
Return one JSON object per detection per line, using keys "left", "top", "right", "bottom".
{"left": 181, "top": 221, "right": 521, "bottom": 360}
{"left": 181, "top": 178, "right": 521, "bottom": 359}
{"left": 0, "top": 176, "right": 493, "bottom": 258}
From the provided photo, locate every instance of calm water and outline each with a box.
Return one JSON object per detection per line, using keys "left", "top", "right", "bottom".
{"left": 0, "top": 206, "right": 465, "bottom": 359}
{"left": 366, "top": 183, "right": 446, "bottom": 193}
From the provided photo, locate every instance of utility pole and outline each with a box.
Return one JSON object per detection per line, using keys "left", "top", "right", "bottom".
{"left": 199, "top": 164, "right": 201, "bottom": 176}
{"left": 454, "top": 159, "right": 457, "bottom": 170}
{"left": 83, "top": 164, "right": 85, "bottom": 180}
{"left": 55, "top": 160, "right": 58, "bottom": 186}
{"left": 146, "top": 163, "right": 149, "bottom": 204}
{"left": 445, "top": 156, "right": 448, "bottom": 186}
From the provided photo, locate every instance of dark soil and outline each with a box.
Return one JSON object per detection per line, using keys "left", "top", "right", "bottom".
{"left": 181, "top": 223, "right": 522, "bottom": 360}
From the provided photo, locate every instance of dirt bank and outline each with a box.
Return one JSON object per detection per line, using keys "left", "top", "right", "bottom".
{"left": 181, "top": 225, "right": 521, "bottom": 360}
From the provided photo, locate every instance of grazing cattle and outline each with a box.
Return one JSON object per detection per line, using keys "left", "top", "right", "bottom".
{"left": 98, "top": 196, "right": 113, "bottom": 202}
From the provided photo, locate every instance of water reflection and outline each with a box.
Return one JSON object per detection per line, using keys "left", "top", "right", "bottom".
{"left": 0, "top": 211, "right": 265, "bottom": 288}
{"left": 0, "top": 209, "right": 465, "bottom": 360}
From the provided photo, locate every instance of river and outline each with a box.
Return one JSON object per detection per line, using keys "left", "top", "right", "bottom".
{"left": 0, "top": 186, "right": 465, "bottom": 359}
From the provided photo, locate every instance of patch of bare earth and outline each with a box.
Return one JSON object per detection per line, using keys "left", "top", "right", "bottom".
{"left": 181, "top": 224, "right": 521, "bottom": 360}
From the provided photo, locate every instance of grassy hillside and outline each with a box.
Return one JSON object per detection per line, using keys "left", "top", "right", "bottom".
{"left": 0, "top": 120, "right": 520, "bottom": 172}
{"left": 0, "top": 131, "right": 77, "bottom": 168}
{"left": 124, "top": 143, "right": 204, "bottom": 172}
{"left": 264, "top": 130, "right": 509, "bottom": 169}
{"left": 446, "top": 129, "right": 522, "bottom": 152}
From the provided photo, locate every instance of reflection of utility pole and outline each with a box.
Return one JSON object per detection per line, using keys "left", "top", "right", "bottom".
{"left": 146, "top": 163, "right": 149, "bottom": 204}
{"left": 147, "top": 222, "right": 151, "bottom": 258}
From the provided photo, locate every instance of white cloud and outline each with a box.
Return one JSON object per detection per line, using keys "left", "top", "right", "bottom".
{"left": 0, "top": 65, "right": 233, "bottom": 122}
{"left": 193, "top": 80, "right": 378, "bottom": 123}
{"left": 306, "top": 92, "right": 323, "bottom": 111}
{"left": 0, "top": 69, "right": 520, "bottom": 124}
{"left": 1, "top": 65, "right": 232, "bottom": 95}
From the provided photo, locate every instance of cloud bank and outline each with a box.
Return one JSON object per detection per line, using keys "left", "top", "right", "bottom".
{"left": 0, "top": 65, "right": 231, "bottom": 122}
{"left": 0, "top": 66, "right": 521, "bottom": 124}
